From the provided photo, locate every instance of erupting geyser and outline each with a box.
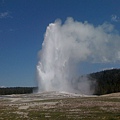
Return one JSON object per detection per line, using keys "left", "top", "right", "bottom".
{"left": 37, "top": 17, "right": 120, "bottom": 95}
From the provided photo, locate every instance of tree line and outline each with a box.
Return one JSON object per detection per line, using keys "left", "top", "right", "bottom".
{"left": 0, "top": 87, "right": 37, "bottom": 95}
{"left": 89, "top": 68, "right": 120, "bottom": 95}
{"left": 0, "top": 69, "right": 120, "bottom": 95}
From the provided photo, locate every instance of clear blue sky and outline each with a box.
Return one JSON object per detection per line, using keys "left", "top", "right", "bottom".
{"left": 0, "top": 0, "right": 120, "bottom": 87}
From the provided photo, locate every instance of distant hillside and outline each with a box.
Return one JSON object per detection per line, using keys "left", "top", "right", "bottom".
{"left": 89, "top": 68, "right": 120, "bottom": 95}
{"left": 0, "top": 87, "right": 37, "bottom": 95}
{"left": 0, "top": 69, "right": 120, "bottom": 95}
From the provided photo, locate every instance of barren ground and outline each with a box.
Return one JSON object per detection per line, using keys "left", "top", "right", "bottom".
{"left": 0, "top": 91, "right": 120, "bottom": 120}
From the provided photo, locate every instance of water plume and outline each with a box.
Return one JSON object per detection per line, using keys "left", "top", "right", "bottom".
{"left": 37, "top": 17, "right": 120, "bottom": 95}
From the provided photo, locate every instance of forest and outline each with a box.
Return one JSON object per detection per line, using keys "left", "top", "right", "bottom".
{"left": 89, "top": 68, "right": 120, "bottom": 95}
{"left": 0, "top": 87, "right": 36, "bottom": 95}
{"left": 0, "top": 68, "right": 120, "bottom": 95}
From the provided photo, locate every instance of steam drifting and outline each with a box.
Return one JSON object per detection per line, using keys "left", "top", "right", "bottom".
{"left": 37, "top": 18, "right": 120, "bottom": 94}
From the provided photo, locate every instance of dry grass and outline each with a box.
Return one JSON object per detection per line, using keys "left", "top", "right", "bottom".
{"left": 0, "top": 92, "right": 120, "bottom": 120}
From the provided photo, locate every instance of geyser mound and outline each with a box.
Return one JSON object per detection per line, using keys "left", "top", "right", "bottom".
{"left": 37, "top": 18, "right": 120, "bottom": 95}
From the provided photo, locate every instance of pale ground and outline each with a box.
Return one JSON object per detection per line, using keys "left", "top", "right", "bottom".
{"left": 0, "top": 91, "right": 120, "bottom": 120}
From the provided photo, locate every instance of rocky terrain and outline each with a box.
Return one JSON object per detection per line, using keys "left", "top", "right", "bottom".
{"left": 0, "top": 91, "right": 120, "bottom": 120}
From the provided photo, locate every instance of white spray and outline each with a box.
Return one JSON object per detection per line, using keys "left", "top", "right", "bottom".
{"left": 37, "top": 18, "right": 120, "bottom": 94}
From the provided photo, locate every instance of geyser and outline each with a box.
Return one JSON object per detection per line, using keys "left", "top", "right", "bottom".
{"left": 37, "top": 18, "right": 120, "bottom": 95}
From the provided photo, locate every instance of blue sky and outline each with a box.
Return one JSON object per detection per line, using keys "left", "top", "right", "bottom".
{"left": 0, "top": 0, "right": 120, "bottom": 87}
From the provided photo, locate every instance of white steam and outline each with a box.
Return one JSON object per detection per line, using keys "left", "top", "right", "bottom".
{"left": 37, "top": 17, "right": 120, "bottom": 94}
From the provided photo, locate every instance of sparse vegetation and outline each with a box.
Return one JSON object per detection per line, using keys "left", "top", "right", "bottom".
{"left": 0, "top": 93, "right": 120, "bottom": 120}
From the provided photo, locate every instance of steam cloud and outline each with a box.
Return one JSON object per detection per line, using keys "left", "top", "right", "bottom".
{"left": 37, "top": 17, "right": 120, "bottom": 95}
